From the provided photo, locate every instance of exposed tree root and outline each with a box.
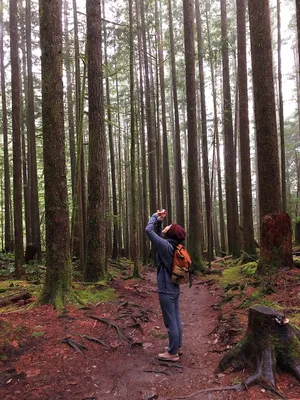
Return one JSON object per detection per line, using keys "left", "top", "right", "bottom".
{"left": 88, "top": 315, "right": 131, "bottom": 342}
{"left": 62, "top": 337, "right": 88, "bottom": 353}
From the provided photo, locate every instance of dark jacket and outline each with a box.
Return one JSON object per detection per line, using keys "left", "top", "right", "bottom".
{"left": 145, "top": 214, "right": 180, "bottom": 295}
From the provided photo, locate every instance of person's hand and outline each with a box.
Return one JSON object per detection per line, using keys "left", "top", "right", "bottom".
{"left": 157, "top": 209, "right": 167, "bottom": 221}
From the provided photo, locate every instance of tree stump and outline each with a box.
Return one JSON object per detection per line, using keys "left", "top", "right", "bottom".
{"left": 216, "top": 305, "right": 300, "bottom": 391}
{"left": 258, "top": 212, "right": 293, "bottom": 275}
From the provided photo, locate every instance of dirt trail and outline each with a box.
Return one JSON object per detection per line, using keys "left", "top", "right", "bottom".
{"left": 1, "top": 269, "right": 298, "bottom": 400}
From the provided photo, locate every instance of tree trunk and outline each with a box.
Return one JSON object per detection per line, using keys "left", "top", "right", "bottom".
{"left": 236, "top": 0, "right": 256, "bottom": 256}
{"left": 195, "top": 0, "right": 213, "bottom": 263}
{"left": 0, "top": 0, "right": 12, "bottom": 252}
{"left": 258, "top": 212, "right": 293, "bottom": 273}
{"left": 183, "top": 0, "right": 203, "bottom": 271}
{"left": 85, "top": 0, "right": 107, "bottom": 281}
{"left": 39, "top": 0, "right": 72, "bottom": 307}
{"left": 248, "top": 0, "right": 281, "bottom": 221}
{"left": 26, "top": 0, "right": 41, "bottom": 259}
{"left": 221, "top": 0, "right": 240, "bottom": 258}
{"left": 103, "top": 0, "right": 118, "bottom": 260}
{"left": 168, "top": 0, "right": 185, "bottom": 227}
{"left": 157, "top": 0, "right": 172, "bottom": 224}
{"left": 10, "top": 0, "right": 24, "bottom": 277}
{"left": 217, "top": 305, "right": 300, "bottom": 390}
{"left": 277, "top": 0, "right": 286, "bottom": 212}
{"left": 140, "top": 0, "right": 156, "bottom": 214}
{"left": 136, "top": 0, "right": 149, "bottom": 264}
{"left": 129, "top": 0, "right": 139, "bottom": 277}
{"left": 64, "top": 0, "right": 76, "bottom": 197}
{"left": 205, "top": 3, "right": 226, "bottom": 255}
{"left": 295, "top": 220, "right": 300, "bottom": 245}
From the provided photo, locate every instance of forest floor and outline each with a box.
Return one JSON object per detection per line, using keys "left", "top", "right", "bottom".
{"left": 0, "top": 258, "right": 300, "bottom": 400}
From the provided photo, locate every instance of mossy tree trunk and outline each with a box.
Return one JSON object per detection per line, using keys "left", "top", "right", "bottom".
{"left": 85, "top": 0, "right": 107, "bottom": 282}
{"left": 39, "top": 0, "right": 72, "bottom": 307}
{"left": 217, "top": 305, "right": 300, "bottom": 391}
{"left": 258, "top": 213, "right": 293, "bottom": 274}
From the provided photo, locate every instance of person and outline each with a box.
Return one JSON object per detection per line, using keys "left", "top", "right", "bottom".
{"left": 145, "top": 209, "right": 186, "bottom": 362}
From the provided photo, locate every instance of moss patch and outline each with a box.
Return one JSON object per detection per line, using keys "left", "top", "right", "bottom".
{"left": 241, "top": 262, "right": 257, "bottom": 277}
{"left": 218, "top": 265, "right": 243, "bottom": 288}
{"left": 74, "top": 286, "right": 117, "bottom": 305}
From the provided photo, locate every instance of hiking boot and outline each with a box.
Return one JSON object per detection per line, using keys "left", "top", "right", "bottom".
{"left": 164, "top": 347, "right": 183, "bottom": 356}
{"left": 158, "top": 352, "right": 179, "bottom": 362}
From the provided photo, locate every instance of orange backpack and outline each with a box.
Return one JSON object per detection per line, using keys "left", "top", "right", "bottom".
{"left": 171, "top": 244, "right": 192, "bottom": 286}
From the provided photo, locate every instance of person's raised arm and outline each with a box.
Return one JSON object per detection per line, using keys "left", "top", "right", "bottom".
{"left": 145, "top": 211, "right": 169, "bottom": 253}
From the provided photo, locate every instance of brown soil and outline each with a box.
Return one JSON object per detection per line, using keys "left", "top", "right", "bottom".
{"left": 0, "top": 265, "right": 300, "bottom": 400}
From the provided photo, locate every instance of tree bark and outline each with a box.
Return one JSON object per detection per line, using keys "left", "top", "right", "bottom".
{"left": 26, "top": 0, "right": 41, "bottom": 259}
{"left": 156, "top": 0, "right": 172, "bottom": 224}
{"left": 168, "top": 0, "right": 185, "bottom": 227}
{"left": 277, "top": 0, "right": 286, "bottom": 212}
{"left": 39, "top": 0, "right": 72, "bottom": 307}
{"left": 0, "top": 0, "right": 12, "bottom": 252}
{"left": 248, "top": 0, "right": 281, "bottom": 221}
{"left": 85, "top": 0, "right": 107, "bottom": 281}
{"left": 183, "top": 0, "right": 203, "bottom": 271}
{"left": 195, "top": 0, "right": 213, "bottom": 263}
{"left": 10, "top": 0, "right": 24, "bottom": 277}
{"left": 217, "top": 305, "right": 300, "bottom": 389}
{"left": 103, "top": 0, "right": 118, "bottom": 260}
{"left": 140, "top": 0, "right": 156, "bottom": 214}
{"left": 236, "top": 0, "right": 256, "bottom": 256}
{"left": 221, "top": 0, "right": 240, "bottom": 258}
{"left": 258, "top": 212, "right": 293, "bottom": 273}
{"left": 129, "top": 0, "right": 139, "bottom": 277}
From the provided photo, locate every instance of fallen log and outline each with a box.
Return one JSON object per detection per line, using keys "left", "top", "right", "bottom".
{"left": 0, "top": 290, "right": 31, "bottom": 307}
{"left": 216, "top": 305, "right": 300, "bottom": 393}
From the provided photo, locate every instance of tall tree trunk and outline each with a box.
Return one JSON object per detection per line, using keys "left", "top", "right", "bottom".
{"left": 156, "top": 0, "right": 172, "bottom": 223}
{"left": 183, "top": 0, "right": 203, "bottom": 271}
{"left": 168, "top": 0, "right": 184, "bottom": 226}
{"left": 168, "top": 0, "right": 185, "bottom": 227}
{"left": 195, "top": 0, "right": 213, "bottom": 262}
{"left": 277, "top": 0, "right": 286, "bottom": 212}
{"left": 26, "top": 0, "right": 41, "bottom": 259}
{"left": 85, "top": 0, "right": 107, "bottom": 281}
{"left": 1, "top": 0, "right": 12, "bottom": 252}
{"left": 10, "top": 0, "right": 24, "bottom": 277}
{"left": 140, "top": 0, "right": 156, "bottom": 214}
{"left": 136, "top": 0, "right": 149, "bottom": 263}
{"left": 103, "top": 0, "right": 118, "bottom": 260}
{"left": 248, "top": 0, "right": 281, "bottom": 220}
{"left": 248, "top": 0, "right": 292, "bottom": 272}
{"left": 221, "top": 0, "right": 240, "bottom": 258}
{"left": 205, "top": 3, "right": 226, "bottom": 254}
{"left": 129, "top": 0, "right": 139, "bottom": 277}
{"left": 39, "top": 0, "right": 72, "bottom": 306}
{"left": 64, "top": 0, "right": 76, "bottom": 197}
{"left": 236, "top": 0, "right": 256, "bottom": 256}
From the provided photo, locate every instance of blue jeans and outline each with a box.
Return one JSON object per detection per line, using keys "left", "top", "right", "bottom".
{"left": 158, "top": 292, "right": 182, "bottom": 354}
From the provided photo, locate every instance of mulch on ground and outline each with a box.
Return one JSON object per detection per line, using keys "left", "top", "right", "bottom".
{"left": 0, "top": 264, "right": 299, "bottom": 400}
